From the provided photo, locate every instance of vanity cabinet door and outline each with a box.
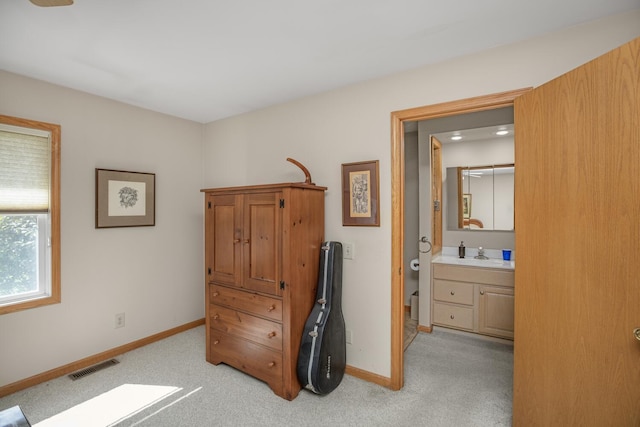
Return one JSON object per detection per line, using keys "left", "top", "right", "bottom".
{"left": 478, "top": 285, "right": 514, "bottom": 339}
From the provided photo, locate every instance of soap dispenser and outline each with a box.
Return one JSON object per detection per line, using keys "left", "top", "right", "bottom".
{"left": 458, "top": 241, "right": 465, "bottom": 258}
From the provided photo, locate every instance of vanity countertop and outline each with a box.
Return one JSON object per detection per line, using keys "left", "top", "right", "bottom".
{"left": 432, "top": 254, "right": 515, "bottom": 270}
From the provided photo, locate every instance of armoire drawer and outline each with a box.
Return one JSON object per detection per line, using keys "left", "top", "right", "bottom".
{"left": 210, "top": 284, "right": 282, "bottom": 322}
{"left": 209, "top": 329, "right": 283, "bottom": 388}
{"left": 433, "top": 302, "right": 474, "bottom": 330}
{"left": 433, "top": 279, "right": 474, "bottom": 305}
{"left": 210, "top": 303, "right": 283, "bottom": 351}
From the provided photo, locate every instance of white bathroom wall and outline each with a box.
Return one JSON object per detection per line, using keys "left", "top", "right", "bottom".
{"left": 202, "top": 12, "right": 640, "bottom": 378}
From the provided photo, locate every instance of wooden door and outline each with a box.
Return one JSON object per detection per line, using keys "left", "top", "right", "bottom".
{"left": 431, "top": 136, "right": 443, "bottom": 254}
{"left": 243, "top": 192, "right": 282, "bottom": 295}
{"left": 513, "top": 37, "right": 640, "bottom": 425}
{"left": 208, "top": 193, "right": 243, "bottom": 287}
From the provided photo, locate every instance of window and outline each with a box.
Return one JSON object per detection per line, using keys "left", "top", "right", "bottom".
{"left": 0, "top": 115, "right": 60, "bottom": 314}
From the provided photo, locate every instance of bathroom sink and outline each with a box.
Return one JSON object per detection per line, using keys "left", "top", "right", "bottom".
{"left": 431, "top": 255, "right": 515, "bottom": 270}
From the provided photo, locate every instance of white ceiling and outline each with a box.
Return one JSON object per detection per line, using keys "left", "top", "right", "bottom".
{"left": 433, "top": 124, "right": 514, "bottom": 144}
{"left": 1, "top": 1, "right": 638, "bottom": 123}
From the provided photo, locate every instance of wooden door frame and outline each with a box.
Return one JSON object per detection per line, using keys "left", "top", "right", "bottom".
{"left": 431, "top": 136, "right": 443, "bottom": 255}
{"left": 389, "top": 87, "right": 531, "bottom": 390}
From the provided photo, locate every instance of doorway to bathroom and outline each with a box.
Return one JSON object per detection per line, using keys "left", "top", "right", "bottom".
{"left": 389, "top": 87, "right": 530, "bottom": 391}
{"left": 404, "top": 105, "right": 516, "bottom": 347}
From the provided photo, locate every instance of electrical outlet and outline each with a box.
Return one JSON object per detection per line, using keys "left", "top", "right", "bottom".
{"left": 346, "top": 329, "right": 353, "bottom": 344}
{"left": 343, "top": 243, "right": 354, "bottom": 260}
{"left": 114, "top": 313, "right": 125, "bottom": 329}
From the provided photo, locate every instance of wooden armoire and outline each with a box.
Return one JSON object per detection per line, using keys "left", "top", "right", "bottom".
{"left": 201, "top": 182, "right": 326, "bottom": 400}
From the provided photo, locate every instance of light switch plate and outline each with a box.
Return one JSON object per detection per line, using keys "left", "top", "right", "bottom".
{"left": 343, "top": 243, "right": 354, "bottom": 259}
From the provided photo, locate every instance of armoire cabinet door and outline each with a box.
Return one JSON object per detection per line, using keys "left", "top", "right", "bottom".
{"left": 242, "top": 192, "right": 282, "bottom": 296}
{"left": 208, "top": 193, "right": 242, "bottom": 286}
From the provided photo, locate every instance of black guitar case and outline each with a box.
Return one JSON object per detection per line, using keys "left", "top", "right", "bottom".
{"left": 297, "top": 241, "right": 346, "bottom": 395}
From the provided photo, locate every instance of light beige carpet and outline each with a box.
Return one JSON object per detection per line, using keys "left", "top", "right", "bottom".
{"left": 0, "top": 325, "right": 513, "bottom": 426}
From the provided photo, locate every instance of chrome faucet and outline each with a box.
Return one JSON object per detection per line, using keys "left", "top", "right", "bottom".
{"left": 475, "top": 246, "right": 489, "bottom": 260}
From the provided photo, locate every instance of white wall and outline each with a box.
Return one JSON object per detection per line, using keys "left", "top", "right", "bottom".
{"left": 202, "top": 12, "right": 640, "bottom": 378}
{"left": 0, "top": 71, "right": 204, "bottom": 387}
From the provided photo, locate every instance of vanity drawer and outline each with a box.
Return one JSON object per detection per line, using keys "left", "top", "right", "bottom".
{"left": 433, "top": 279, "right": 474, "bottom": 305}
{"left": 210, "top": 304, "right": 283, "bottom": 351}
{"left": 210, "top": 284, "right": 282, "bottom": 322}
{"left": 433, "top": 264, "right": 514, "bottom": 287}
{"left": 433, "top": 302, "right": 474, "bottom": 330}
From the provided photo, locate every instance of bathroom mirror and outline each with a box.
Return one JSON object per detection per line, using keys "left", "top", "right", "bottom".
{"left": 433, "top": 122, "right": 515, "bottom": 232}
{"left": 445, "top": 164, "right": 514, "bottom": 231}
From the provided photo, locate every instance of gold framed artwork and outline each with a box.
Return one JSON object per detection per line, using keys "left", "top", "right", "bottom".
{"left": 341, "top": 160, "right": 380, "bottom": 226}
{"left": 95, "top": 168, "right": 155, "bottom": 228}
{"left": 462, "top": 193, "right": 472, "bottom": 219}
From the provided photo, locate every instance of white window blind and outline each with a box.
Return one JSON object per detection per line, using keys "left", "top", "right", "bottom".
{"left": 0, "top": 124, "right": 51, "bottom": 213}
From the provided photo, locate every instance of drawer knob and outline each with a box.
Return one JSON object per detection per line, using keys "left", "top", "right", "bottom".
{"left": 213, "top": 314, "right": 219, "bottom": 320}
{"left": 450, "top": 315, "right": 455, "bottom": 319}
{"left": 267, "top": 305, "right": 276, "bottom": 312}
{"left": 213, "top": 340, "right": 219, "bottom": 345}
{"left": 268, "top": 331, "right": 276, "bottom": 338}
{"left": 212, "top": 292, "right": 219, "bottom": 297}
{"left": 480, "top": 290, "right": 485, "bottom": 295}
{"left": 267, "top": 361, "right": 276, "bottom": 368}
{"left": 450, "top": 291, "right": 455, "bottom": 296}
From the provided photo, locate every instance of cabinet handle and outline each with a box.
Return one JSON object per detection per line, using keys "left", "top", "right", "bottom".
{"left": 243, "top": 239, "right": 250, "bottom": 244}
{"left": 267, "top": 361, "right": 276, "bottom": 368}
{"left": 268, "top": 331, "right": 276, "bottom": 338}
{"left": 213, "top": 340, "right": 219, "bottom": 345}
{"left": 213, "top": 314, "right": 219, "bottom": 320}
{"left": 450, "top": 315, "right": 455, "bottom": 319}
{"left": 267, "top": 305, "right": 276, "bottom": 312}
{"left": 212, "top": 292, "right": 219, "bottom": 297}
{"left": 450, "top": 291, "right": 455, "bottom": 296}
{"left": 480, "top": 291, "right": 485, "bottom": 295}
{"left": 233, "top": 239, "right": 241, "bottom": 244}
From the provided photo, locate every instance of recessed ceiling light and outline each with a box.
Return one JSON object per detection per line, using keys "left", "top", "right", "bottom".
{"left": 496, "top": 130, "right": 509, "bottom": 136}
{"left": 451, "top": 135, "right": 462, "bottom": 141}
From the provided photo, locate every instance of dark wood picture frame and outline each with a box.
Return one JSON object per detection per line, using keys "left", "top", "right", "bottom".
{"left": 95, "top": 168, "right": 155, "bottom": 228}
{"left": 341, "top": 160, "right": 380, "bottom": 226}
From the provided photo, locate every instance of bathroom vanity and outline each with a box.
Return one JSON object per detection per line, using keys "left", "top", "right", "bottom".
{"left": 431, "top": 255, "right": 514, "bottom": 340}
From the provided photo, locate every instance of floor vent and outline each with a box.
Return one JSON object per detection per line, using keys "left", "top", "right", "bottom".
{"left": 68, "top": 358, "right": 120, "bottom": 381}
